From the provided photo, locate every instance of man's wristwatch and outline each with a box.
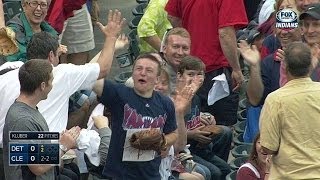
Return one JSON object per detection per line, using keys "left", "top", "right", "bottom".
{"left": 60, "top": 144, "right": 68, "bottom": 154}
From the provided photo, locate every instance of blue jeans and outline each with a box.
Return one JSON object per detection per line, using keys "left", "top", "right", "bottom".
{"left": 210, "top": 126, "right": 233, "bottom": 161}
{"left": 190, "top": 126, "right": 232, "bottom": 179}
{"left": 195, "top": 162, "right": 211, "bottom": 180}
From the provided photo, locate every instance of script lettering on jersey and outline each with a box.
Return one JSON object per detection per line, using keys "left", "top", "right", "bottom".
{"left": 123, "top": 104, "right": 166, "bottom": 129}
{"left": 186, "top": 105, "right": 202, "bottom": 130}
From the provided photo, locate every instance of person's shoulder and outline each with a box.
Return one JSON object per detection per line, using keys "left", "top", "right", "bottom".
{"left": 54, "top": 63, "right": 99, "bottom": 76}
{"left": 6, "top": 14, "right": 23, "bottom": 27}
{"left": 154, "top": 91, "right": 172, "bottom": 102}
{"left": 263, "top": 34, "right": 277, "bottom": 44}
{"left": 237, "top": 162, "right": 260, "bottom": 178}
{"left": 261, "top": 53, "right": 278, "bottom": 66}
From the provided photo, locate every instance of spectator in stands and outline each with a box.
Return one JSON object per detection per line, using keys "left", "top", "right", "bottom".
{"left": 165, "top": 0, "right": 248, "bottom": 126}
{"left": 162, "top": 27, "right": 191, "bottom": 92}
{"left": 260, "top": 42, "right": 320, "bottom": 179}
{"left": 296, "top": 0, "right": 320, "bottom": 11}
{"left": 0, "top": 9, "right": 124, "bottom": 177}
{"left": 260, "top": 0, "right": 320, "bottom": 59}
{"left": 238, "top": 2, "right": 302, "bottom": 142}
{"left": 59, "top": 3, "right": 95, "bottom": 65}
{"left": 0, "top": 0, "right": 58, "bottom": 62}
{"left": 92, "top": 53, "right": 178, "bottom": 179}
{"left": 237, "top": 132, "right": 271, "bottom": 180}
{"left": 176, "top": 56, "right": 232, "bottom": 180}
{"left": 137, "top": 0, "right": 172, "bottom": 53}
{"left": 2, "top": 59, "right": 80, "bottom": 179}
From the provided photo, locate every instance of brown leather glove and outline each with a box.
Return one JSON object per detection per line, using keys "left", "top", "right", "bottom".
{"left": 0, "top": 27, "right": 18, "bottom": 56}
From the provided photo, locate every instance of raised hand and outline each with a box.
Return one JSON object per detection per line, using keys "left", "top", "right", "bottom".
{"left": 115, "top": 33, "right": 129, "bottom": 51}
{"left": 58, "top": 44, "right": 67, "bottom": 56}
{"left": 97, "top": 9, "right": 126, "bottom": 39}
{"left": 238, "top": 40, "right": 260, "bottom": 66}
{"left": 93, "top": 115, "right": 109, "bottom": 129}
{"left": 189, "top": 74, "right": 204, "bottom": 93}
{"left": 173, "top": 85, "right": 194, "bottom": 114}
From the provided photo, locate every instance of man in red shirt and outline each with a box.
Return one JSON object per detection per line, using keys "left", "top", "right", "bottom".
{"left": 165, "top": 0, "right": 248, "bottom": 126}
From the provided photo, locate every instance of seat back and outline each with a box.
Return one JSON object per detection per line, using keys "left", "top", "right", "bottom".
{"left": 128, "top": 15, "right": 142, "bottom": 30}
{"left": 132, "top": 3, "right": 148, "bottom": 16}
{"left": 128, "top": 28, "right": 140, "bottom": 60}
{"left": 3, "top": 1, "right": 23, "bottom": 22}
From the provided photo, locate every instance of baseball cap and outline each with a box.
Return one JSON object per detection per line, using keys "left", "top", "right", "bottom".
{"left": 300, "top": 4, "right": 320, "bottom": 20}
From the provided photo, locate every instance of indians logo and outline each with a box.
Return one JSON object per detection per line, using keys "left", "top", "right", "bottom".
{"left": 122, "top": 104, "right": 166, "bottom": 129}
{"left": 185, "top": 105, "right": 201, "bottom": 130}
{"left": 276, "top": 9, "right": 298, "bottom": 29}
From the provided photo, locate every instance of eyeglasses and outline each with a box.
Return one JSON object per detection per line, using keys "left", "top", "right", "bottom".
{"left": 26, "top": 1, "right": 48, "bottom": 9}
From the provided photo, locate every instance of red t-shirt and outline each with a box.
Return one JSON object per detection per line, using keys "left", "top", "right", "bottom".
{"left": 46, "top": 0, "right": 86, "bottom": 33}
{"left": 165, "top": 0, "right": 248, "bottom": 72}
{"left": 237, "top": 161, "right": 266, "bottom": 180}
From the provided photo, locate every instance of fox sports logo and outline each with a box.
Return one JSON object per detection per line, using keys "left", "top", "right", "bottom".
{"left": 276, "top": 9, "right": 298, "bottom": 28}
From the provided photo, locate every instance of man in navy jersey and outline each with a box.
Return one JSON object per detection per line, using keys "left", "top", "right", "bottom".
{"left": 93, "top": 53, "right": 178, "bottom": 179}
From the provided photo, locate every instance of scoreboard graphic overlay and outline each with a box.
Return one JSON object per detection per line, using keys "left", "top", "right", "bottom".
{"left": 9, "top": 131, "right": 60, "bottom": 165}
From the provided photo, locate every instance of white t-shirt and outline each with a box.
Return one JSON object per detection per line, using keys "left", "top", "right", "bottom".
{"left": 0, "top": 63, "right": 100, "bottom": 146}
{"left": 0, "top": 68, "right": 21, "bottom": 148}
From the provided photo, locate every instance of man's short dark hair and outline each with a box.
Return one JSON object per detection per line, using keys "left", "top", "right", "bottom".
{"left": 133, "top": 53, "right": 162, "bottom": 76}
{"left": 26, "top": 32, "right": 59, "bottom": 60}
{"left": 284, "top": 42, "right": 312, "bottom": 77}
{"left": 177, "top": 55, "right": 205, "bottom": 74}
{"left": 19, "top": 59, "right": 53, "bottom": 94}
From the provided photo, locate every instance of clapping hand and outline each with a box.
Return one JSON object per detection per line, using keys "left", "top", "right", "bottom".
{"left": 238, "top": 40, "right": 260, "bottom": 66}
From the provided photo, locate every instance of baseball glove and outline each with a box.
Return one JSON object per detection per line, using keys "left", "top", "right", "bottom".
{"left": 130, "top": 128, "right": 164, "bottom": 153}
{"left": 0, "top": 27, "right": 19, "bottom": 56}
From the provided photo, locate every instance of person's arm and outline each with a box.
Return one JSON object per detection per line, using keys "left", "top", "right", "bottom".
{"left": 165, "top": 0, "right": 182, "bottom": 27}
{"left": 219, "top": 26, "right": 243, "bottom": 91}
{"left": 137, "top": 3, "right": 165, "bottom": 51}
{"left": 0, "top": 0, "right": 5, "bottom": 27}
{"left": 238, "top": 40, "right": 264, "bottom": 105}
{"left": 95, "top": 9, "right": 125, "bottom": 79}
{"left": 173, "top": 113, "right": 186, "bottom": 153}
{"left": 163, "top": 130, "right": 178, "bottom": 152}
{"left": 141, "top": 35, "right": 162, "bottom": 51}
{"left": 97, "top": 127, "right": 111, "bottom": 165}
{"left": 93, "top": 79, "right": 104, "bottom": 97}
{"left": 167, "top": 15, "right": 182, "bottom": 28}
{"left": 259, "top": 94, "right": 280, "bottom": 155}
{"left": 92, "top": 115, "right": 111, "bottom": 165}
{"left": 247, "top": 63, "right": 264, "bottom": 105}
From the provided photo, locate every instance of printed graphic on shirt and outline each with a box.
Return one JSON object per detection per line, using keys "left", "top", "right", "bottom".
{"left": 122, "top": 104, "right": 166, "bottom": 129}
{"left": 185, "top": 105, "right": 201, "bottom": 130}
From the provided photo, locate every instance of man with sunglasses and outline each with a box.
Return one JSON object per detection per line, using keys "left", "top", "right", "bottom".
{"left": 0, "top": 0, "right": 58, "bottom": 62}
